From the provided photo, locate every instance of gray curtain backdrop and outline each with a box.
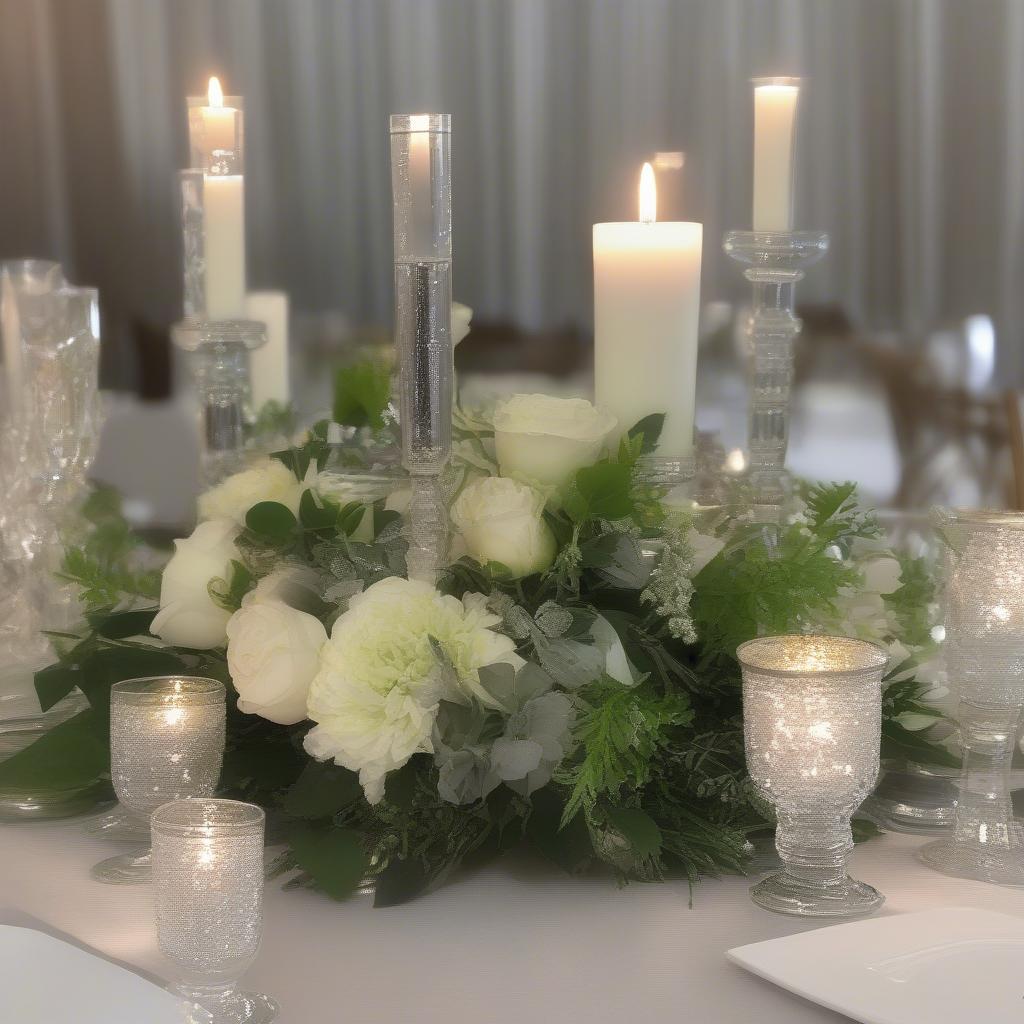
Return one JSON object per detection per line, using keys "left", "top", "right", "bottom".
{"left": 2, "top": 0, "right": 1023, "bottom": 383}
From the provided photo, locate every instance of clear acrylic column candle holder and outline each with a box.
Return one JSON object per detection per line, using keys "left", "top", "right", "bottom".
{"left": 153, "top": 799, "right": 277, "bottom": 1024}
{"left": 723, "top": 231, "right": 828, "bottom": 522}
{"left": 390, "top": 113, "right": 453, "bottom": 583}
{"left": 919, "top": 510, "right": 1024, "bottom": 886}
{"left": 92, "top": 677, "right": 225, "bottom": 885}
{"left": 738, "top": 634, "right": 887, "bottom": 917}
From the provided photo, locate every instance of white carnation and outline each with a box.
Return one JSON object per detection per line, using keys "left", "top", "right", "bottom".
{"left": 451, "top": 476, "right": 556, "bottom": 578}
{"left": 304, "top": 576, "right": 521, "bottom": 803}
{"left": 198, "top": 459, "right": 304, "bottom": 526}
{"left": 493, "top": 393, "right": 616, "bottom": 493}
{"left": 226, "top": 598, "right": 327, "bottom": 725}
{"left": 150, "top": 519, "right": 240, "bottom": 650}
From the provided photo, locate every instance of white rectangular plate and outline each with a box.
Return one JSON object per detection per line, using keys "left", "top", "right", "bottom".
{"left": 728, "top": 907, "right": 1024, "bottom": 1024}
{"left": 0, "top": 925, "right": 183, "bottom": 1023}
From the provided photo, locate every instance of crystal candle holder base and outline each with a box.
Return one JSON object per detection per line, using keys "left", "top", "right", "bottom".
{"left": 171, "top": 984, "right": 278, "bottom": 1024}
{"left": 91, "top": 848, "right": 153, "bottom": 885}
{"left": 751, "top": 872, "right": 884, "bottom": 918}
{"left": 918, "top": 829, "right": 1024, "bottom": 887}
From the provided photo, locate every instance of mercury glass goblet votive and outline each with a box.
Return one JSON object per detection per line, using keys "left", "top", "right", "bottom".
{"left": 153, "top": 799, "right": 277, "bottom": 1024}
{"left": 919, "top": 510, "right": 1024, "bottom": 885}
{"left": 739, "top": 634, "right": 887, "bottom": 917}
{"left": 92, "top": 677, "right": 225, "bottom": 884}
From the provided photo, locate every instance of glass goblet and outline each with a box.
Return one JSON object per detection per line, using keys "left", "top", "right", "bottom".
{"left": 920, "top": 510, "right": 1024, "bottom": 885}
{"left": 152, "top": 799, "right": 277, "bottom": 1024}
{"left": 739, "top": 634, "right": 887, "bottom": 917}
{"left": 92, "top": 676, "right": 225, "bottom": 884}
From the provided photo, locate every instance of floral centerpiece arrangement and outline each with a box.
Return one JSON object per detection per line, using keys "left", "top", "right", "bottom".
{"left": 0, "top": 361, "right": 954, "bottom": 906}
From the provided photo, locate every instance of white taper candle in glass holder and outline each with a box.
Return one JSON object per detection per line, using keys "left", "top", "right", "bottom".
{"left": 739, "top": 635, "right": 887, "bottom": 918}
{"left": 92, "top": 677, "right": 225, "bottom": 885}
{"left": 176, "top": 78, "right": 266, "bottom": 487}
{"left": 390, "top": 113, "right": 453, "bottom": 582}
{"left": 593, "top": 162, "right": 703, "bottom": 485}
{"left": 153, "top": 798, "right": 277, "bottom": 1024}
{"left": 919, "top": 510, "right": 1024, "bottom": 885}
{"left": 725, "top": 77, "right": 827, "bottom": 524}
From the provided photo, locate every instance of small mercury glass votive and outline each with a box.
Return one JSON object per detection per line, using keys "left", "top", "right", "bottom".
{"left": 153, "top": 799, "right": 277, "bottom": 1024}
{"left": 91, "top": 677, "right": 225, "bottom": 885}
{"left": 920, "top": 510, "right": 1024, "bottom": 885}
{"left": 739, "top": 634, "right": 887, "bottom": 917}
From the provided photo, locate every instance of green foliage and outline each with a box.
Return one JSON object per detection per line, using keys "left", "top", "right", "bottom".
{"left": 245, "top": 501, "right": 299, "bottom": 543}
{"left": 626, "top": 414, "right": 665, "bottom": 457}
{"left": 0, "top": 710, "right": 110, "bottom": 791}
{"left": 691, "top": 486, "right": 870, "bottom": 661}
{"left": 564, "top": 463, "right": 634, "bottom": 523}
{"left": 58, "top": 485, "right": 161, "bottom": 611}
{"left": 207, "top": 560, "right": 254, "bottom": 613}
{"left": 333, "top": 359, "right": 392, "bottom": 429}
{"left": 885, "top": 554, "right": 938, "bottom": 649}
{"left": 251, "top": 400, "right": 296, "bottom": 438}
{"left": 288, "top": 824, "right": 369, "bottom": 900}
{"left": 557, "top": 679, "right": 693, "bottom": 825}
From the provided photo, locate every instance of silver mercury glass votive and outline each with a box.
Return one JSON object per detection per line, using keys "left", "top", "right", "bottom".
{"left": 153, "top": 798, "right": 277, "bottom": 1024}
{"left": 919, "top": 509, "right": 1024, "bottom": 885}
{"left": 91, "top": 676, "right": 225, "bottom": 885}
{"left": 739, "top": 634, "right": 887, "bottom": 917}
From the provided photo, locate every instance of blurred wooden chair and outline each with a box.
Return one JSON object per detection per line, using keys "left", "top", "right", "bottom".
{"left": 855, "top": 330, "right": 1014, "bottom": 510}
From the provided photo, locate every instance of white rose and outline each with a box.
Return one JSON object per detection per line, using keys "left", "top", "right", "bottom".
{"left": 305, "top": 576, "right": 520, "bottom": 802}
{"left": 451, "top": 476, "right": 556, "bottom": 578}
{"left": 151, "top": 519, "right": 240, "bottom": 649}
{"left": 452, "top": 302, "right": 473, "bottom": 347}
{"left": 226, "top": 598, "right": 327, "bottom": 725}
{"left": 493, "top": 394, "right": 617, "bottom": 493}
{"left": 198, "top": 459, "right": 304, "bottom": 526}
{"left": 862, "top": 555, "right": 902, "bottom": 596}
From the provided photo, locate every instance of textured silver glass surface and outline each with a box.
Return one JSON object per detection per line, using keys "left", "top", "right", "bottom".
{"left": 390, "top": 113, "right": 453, "bottom": 581}
{"left": 92, "top": 677, "right": 225, "bottom": 885}
{"left": 153, "top": 799, "right": 277, "bottom": 1024}
{"left": 723, "top": 230, "right": 828, "bottom": 523}
{"left": 920, "top": 510, "right": 1024, "bottom": 885}
{"left": 739, "top": 634, "right": 886, "bottom": 917}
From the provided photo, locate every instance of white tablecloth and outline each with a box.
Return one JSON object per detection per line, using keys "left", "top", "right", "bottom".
{"left": 0, "top": 820, "right": 1021, "bottom": 1024}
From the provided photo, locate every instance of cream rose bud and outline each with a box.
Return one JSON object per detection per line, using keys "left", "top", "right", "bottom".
{"left": 452, "top": 302, "right": 473, "bottom": 346}
{"left": 493, "top": 394, "right": 617, "bottom": 493}
{"left": 198, "top": 459, "right": 304, "bottom": 526}
{"left": 226, "top": 599, "right": 327, "bottom": 725}
{"left": 151, "top": 519, "right": 241, "bottom": 650}
{"left": 451, "top": 477, "right": 556, "bottom": 578}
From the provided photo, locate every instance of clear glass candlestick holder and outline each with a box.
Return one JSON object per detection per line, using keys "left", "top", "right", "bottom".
{"left": 739, "top": 634, "right": 888, "bottom": 917}
{"left": 723, "top": 230, "right": 828, "bottom": 523}
{"left": 92, "top": 677, "right": 225, "bottom": 885}
{"left": 153, "top": 799, "right": 277, "bottom": 1024}
{"left": 920, "top": 510, "right": 1024, "bottom": 885}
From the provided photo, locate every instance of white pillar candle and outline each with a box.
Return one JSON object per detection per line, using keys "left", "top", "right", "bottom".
{"left": 188, "top": 78, "right": 246, "bottom": 319}
{"left": 593, "top": 163, "right": 703, "bottom": 458}
{"left": 753, "top": 78, "right": 800, "bottom": 232}
{"left": 203, "top": 174, "right": 245, "bottom": 319}
{"left": 244, "top": 290, "right": 290, "bottom": 408}
{"left": 407, "top": 114, "right": 434, "bottom": 256}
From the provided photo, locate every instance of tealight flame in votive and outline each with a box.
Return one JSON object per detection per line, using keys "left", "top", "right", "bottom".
{"left": 639, "top": 162, "right": 657, "bottom": 224}
{"left": 208, "top": 76, "right": 224, "bottom": 108}
{"left": 409, "top": 113, "right": 430, "bottom": 133}
{"left": 198, "top": 838, "right": 216, "bottom": 867}
{"left": 162, "top": 707, "right": 186, "bottom": 727}
{"left": 724, "top": 448, "right": 747, "bottom": 474}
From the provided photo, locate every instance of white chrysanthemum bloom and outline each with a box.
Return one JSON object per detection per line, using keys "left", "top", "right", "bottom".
{"left": 151, "top": 519, "right": 240, "bottom": 650}
{"left": 452, "top": 302, "right": 473, "bottom": 346}
{"left": 304, "top": 577, "right": 521, "bottom": 803}
{"left": 451, "top": 476, "right": 556, "bottom": 578}
{"left": 198, "top": 459, "right": 304, "bottom": 526}
{"left": 493, "top": 393, "right": 617, "bottom": 493}
{"left": 226, "top": 598, "right": 327, "bottom": 725}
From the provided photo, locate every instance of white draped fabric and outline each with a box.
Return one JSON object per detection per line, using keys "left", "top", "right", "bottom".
{"left": 1, "top": 0, "right": 1023, "bottom": 380}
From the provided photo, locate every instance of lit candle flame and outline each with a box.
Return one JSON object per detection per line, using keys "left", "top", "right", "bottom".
{"left": 409, "top": 113, "right": 430, "bottom": 132}
{"left": 639, "top": 162, "right": 657, "bottom": 224}
{"left": 208, "top": 76, "right": 224, "bottom": 108}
